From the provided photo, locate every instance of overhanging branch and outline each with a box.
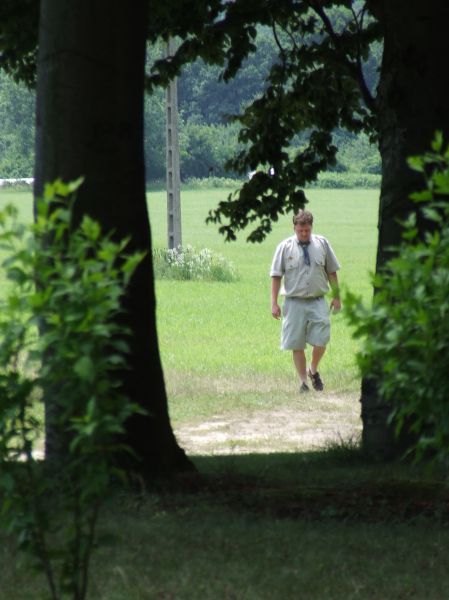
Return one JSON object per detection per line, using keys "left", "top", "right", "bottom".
{"left": 306, "top": 1, "right": 376, "bottom": 114}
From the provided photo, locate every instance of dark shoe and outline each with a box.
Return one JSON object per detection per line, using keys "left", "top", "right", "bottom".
{"left": 299, "top": 382, "right": 310, "bottom": 394}
{"left": 308, "top": 369, "right": 324, "bottom": 391}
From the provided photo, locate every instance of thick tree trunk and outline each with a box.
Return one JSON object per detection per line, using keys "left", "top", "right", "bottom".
{"left": 35, "top": 1, "right": 192, "bottom": 475}
{"left": 361, "top": 0, "right": 449, "bottom": 458}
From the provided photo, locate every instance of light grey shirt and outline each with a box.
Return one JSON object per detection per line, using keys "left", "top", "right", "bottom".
{"left": 270, "top": 234, "right": 340, "bottom": 298}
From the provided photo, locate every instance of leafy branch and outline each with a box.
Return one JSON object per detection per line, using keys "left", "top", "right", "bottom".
{"left": 0, "top": 179, "right": 144, "bottom": 600}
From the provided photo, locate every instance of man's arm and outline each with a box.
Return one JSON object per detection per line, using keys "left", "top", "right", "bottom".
{"left": 271, "top": 276, "right": 282, "bottom": 319}
{"left": 328, "top": 272, "right": 341, "bottom": 311}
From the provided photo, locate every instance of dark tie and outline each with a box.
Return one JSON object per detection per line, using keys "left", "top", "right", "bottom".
{"left": 299, "top": 242, "right": 310, "bottom": 266}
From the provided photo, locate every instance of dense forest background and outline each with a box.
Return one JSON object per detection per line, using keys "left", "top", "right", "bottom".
{"left": 0, "top": 27, "right": 381, "bottom": 183}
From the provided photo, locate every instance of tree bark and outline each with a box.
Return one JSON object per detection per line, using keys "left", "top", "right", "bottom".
{"left": 361, "top": 0, "right": 449, "bottom": 458}
{"left": 35, "top": 1, "right": 193, "bottom": 475}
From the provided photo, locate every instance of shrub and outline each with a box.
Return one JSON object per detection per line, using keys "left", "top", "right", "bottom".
{"left": 311, "top": 171, "right": 381, "bottom": 188}
{"left": 344, "top": 132, "right": 449, "bottom": 463}
{"left": 0, "top": 179, "right": 144, "bottom": 600}
{"left": 179, "top": 121, "right": 241, "bottom": 178}
{"left": 153, "top": 244, "right": 238, "bottom": 282}
{"left": 334, "top": 131, "right": 381, "bottom": 175}
{"left": 182, "top": 172, "right": 381, "bottom": 190}
{"left": 182, "top": 176, "right": 244, "bottom": 189}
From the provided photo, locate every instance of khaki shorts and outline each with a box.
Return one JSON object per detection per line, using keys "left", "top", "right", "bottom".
{"left": 281, "top": 296, "right": 330, "bottom": 350}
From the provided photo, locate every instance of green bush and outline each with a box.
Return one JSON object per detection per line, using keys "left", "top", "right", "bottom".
{"left": 183, "top": 176, "right": 244, "bottom": 189}
{"left": 311, "top": 171, "right": 381, "bottom": 188}
{"left": 153, "top": 244, "right": 238, "bottom": 282}
{"left": 334, "top": 131, "right": 381, "bottom": 175}
{"left": 344, "top": 132, "right": 449, "bottom": 462}
{"left": 0, "top": 179, "right": 143, "bottom": 600}
{"left": 0, "top": 72, "right": 35, "bottom": 178}
{"left": 180, "top": 121, "right": 242, "bottom": 179}
{"left": 183, "top": 172, "right": 381, "bottom": 190}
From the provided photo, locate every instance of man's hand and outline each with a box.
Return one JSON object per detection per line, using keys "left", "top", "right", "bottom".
{"left": 272, "top": 303, "right": 281, "bottom": 319}
{"left": 330, "top": 297, "right": 342, "bottom": 312}
{"left": 328, "top": 272, "right": 341, "bottom": 313}
{"left": 271, "top": 276, "right": 282, "bottom": 319}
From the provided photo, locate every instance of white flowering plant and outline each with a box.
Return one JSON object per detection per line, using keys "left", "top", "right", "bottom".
{"left": 153, "top": 245, "right": 238, "bottom": 282}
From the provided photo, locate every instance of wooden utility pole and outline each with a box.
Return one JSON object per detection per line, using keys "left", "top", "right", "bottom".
{"left": 165, "top": 38, "right": 182, "bottom": 249}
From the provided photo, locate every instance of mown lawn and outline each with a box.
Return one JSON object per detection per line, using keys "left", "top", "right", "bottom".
{"left": 1, "top": 186, "right": 379, "bottom": 420}
{"left": 146, "top": 187, "right": 378, "bottom": 429}
{"left": 0, "top": 186, "right": 378, "bottom": 450}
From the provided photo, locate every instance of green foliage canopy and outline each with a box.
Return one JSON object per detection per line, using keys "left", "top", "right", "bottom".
{"left": 0, "top": 71, "right": 35, "bottom": 177}
{"left": 147, "top": 0, "right": 381, "bottom": 241}
{"left": 0, "top": 3, "right": 381, "bottom": 188}
{"left": 0, "top": 0, "right": 38, "bottom": 86}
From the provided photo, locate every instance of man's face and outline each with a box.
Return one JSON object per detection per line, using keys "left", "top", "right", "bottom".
{"left": 294, "top": 222, "right": 312, "bottom": 243}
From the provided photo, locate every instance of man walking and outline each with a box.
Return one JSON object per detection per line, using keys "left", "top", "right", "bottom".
{"left": 270, "top": 210, "right": 341, "bottom": 393}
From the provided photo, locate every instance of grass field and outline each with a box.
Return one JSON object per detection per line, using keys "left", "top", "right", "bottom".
{"left": 0, "top": 186, "right": 379, "bottom": 450}
{"left": 146, "top": 187, "right": 379, "bottom": 446}
{"left": 1, "top": 186, "right": 378, "bottom": 386}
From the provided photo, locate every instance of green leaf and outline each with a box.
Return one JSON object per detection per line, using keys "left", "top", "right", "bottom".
{"left": 81, "top": 216, "right": 101, "bottom": 241}
{"left": 431, "top": 130, "right": 443, "bottom": 152}
{"left": 73, "top": 356, "right": 95, "bottom": 382}
{"left": 407, "top": 156, "right": 424, "bottom": 172}
{"left": 6, "top": 267, "right": 28, "bottom": 284}
{"left": 122, "top": 251, "right": 146, "bottom": 276}
{"left": 67, "top": 176, "right": 85, "bottom": 192}
{"left": 432, "top": 171, "right": 449, "bottom": 194}
{"left": 107, "top": 354, "right": 126, "bottom": 366}
{"left": 422, "top": 207, "right": 442, "bottom": 223}
{"left": 44, "top": 178, "right": 69, "bottom": 199}
{"left": 409, "top": 190, "right": 432, "bottom": 202}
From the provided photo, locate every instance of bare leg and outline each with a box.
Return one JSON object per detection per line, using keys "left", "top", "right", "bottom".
{"left": 292, "top": 349, "right": 307, "bottom": 383}
{"left": 310, "top": 345, "right": 326, "bottom": 374}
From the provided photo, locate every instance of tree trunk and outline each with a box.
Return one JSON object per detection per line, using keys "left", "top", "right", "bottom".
{"left": 361, "top": 0, "right": 449, "bottom": 458}
{"left": 35, "top": 1, "right": 193, "bottom": 475}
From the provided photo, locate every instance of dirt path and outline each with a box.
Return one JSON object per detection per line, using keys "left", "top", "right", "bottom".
{"left": 174, "top": 391, "right": 362, "bottom": 455}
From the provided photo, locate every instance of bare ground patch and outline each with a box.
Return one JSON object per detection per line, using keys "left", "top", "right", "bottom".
{"left": 173, "top": 390, "right": 361, "bottom": 455}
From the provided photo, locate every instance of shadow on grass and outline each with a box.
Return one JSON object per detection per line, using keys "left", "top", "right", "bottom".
{"left": 147, "top": 446, "right": 449, "bottom": 525}
{"left": 2, "top": 449, "right": 449, "bottom": 600}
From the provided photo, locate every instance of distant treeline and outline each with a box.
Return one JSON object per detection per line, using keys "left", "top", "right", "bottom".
{"left": 0, "top": 27, "right": 381, "bottom": 182}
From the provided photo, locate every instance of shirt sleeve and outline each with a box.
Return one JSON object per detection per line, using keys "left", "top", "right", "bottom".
{"left": 323, "top": 239, "right": 340, "bottom": 273}
{"left": 270, "top": 242, "right": 285, "bottom": 277}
